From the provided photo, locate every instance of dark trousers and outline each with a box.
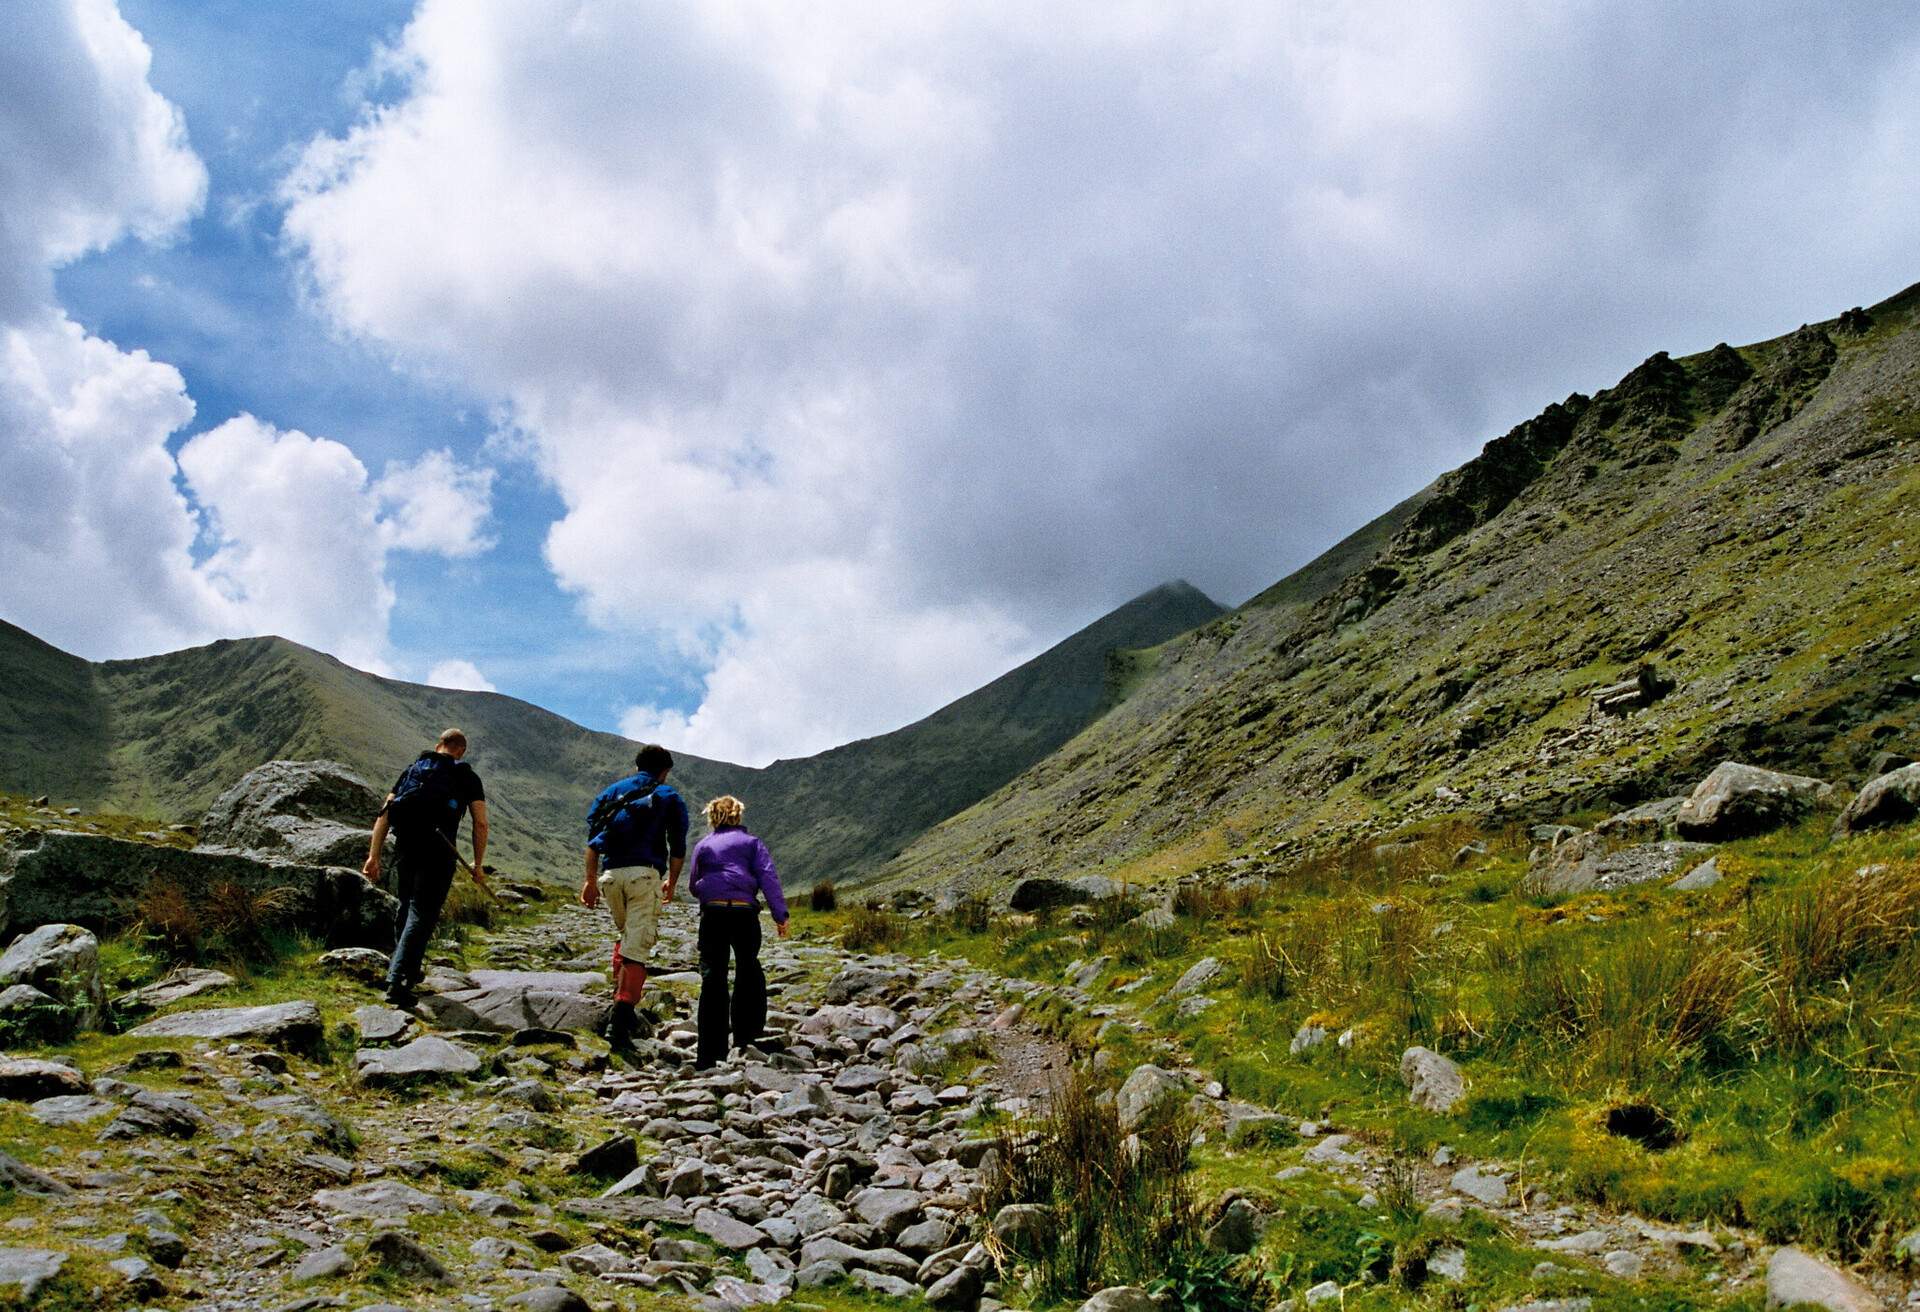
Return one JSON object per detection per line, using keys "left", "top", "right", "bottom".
{"left": 388, "top": 847, "right": 453, "bottom": 991}
{"left": 697, "top": 906, "right": 765, "bottom": 1067}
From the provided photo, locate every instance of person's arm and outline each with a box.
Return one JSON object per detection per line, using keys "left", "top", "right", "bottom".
{"left": 581, "top": 846, "right": 601, "bottom": 907}
{"left": 755, "top": 838, "right": 789, "bottom": 935}
{"left": 662, "top": 792, "right": 690, "bottom": 901}
{"left": 467, "top": 800, "right": 488, "bottom": 879}
{"left": 362, "top": 794, "right": 395, "bottom": 884}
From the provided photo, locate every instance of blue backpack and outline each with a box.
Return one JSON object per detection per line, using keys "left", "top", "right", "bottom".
{"left": 385, "top": 753, "right": 462, "bottom": 835}
{"left": 589, "top": 779, "right": 661, "bottom": 849}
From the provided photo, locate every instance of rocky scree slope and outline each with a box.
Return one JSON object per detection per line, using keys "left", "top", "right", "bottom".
{"left": 876, "top": 283, "right": 1920, "bottom": 898}
{"left": 0, "top": 583, "right": 1218, "bottom": 886}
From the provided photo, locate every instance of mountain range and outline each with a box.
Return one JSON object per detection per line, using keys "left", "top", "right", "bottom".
{"left": 4, "top": 279, "right": 1916, "bottom": 895}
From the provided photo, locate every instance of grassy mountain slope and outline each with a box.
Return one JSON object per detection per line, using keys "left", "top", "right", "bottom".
{"left": 877, "top": 282, "right": 1920, "bottom": 896}
{"left": 0, "top": 582, "right": 1220, "bottom": 884}
{"left": 742, "top": 581, "right": 1224, "bottom": 883}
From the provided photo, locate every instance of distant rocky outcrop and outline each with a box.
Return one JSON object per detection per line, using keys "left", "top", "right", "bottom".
{"left": 198, "top": 760, "right": 388, "bottom": 868}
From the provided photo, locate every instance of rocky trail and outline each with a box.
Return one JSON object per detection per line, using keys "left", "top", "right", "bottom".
{"left": 0, "top": 879, "right": 1908, "bottom": 1312}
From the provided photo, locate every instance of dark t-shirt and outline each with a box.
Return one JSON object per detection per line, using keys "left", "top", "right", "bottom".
{"left": 390, "top": 751, "right": 485, "bottom": 849}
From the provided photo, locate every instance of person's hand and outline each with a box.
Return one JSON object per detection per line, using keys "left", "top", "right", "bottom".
{"left": 661, "top": 880, "right": 676, "bottom": 902}
{"left": 775, "top": 920, "right": 790, "bottom": 938}
{"left": 580, "top": 884, "right": 599, "bottom": 909}
{"left": 362, "top": 854, "right": 381, "bottom": 885}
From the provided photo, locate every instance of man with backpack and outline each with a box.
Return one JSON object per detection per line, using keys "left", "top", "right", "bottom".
{"left": 362, "top": 728, "right": 489, "bottom": 1006}
{"left": 581, "top": 743, "right": 689, "bottom": 1056}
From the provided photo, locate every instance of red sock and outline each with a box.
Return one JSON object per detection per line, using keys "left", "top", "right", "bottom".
{"left": 611, "top": 945, "right": 647, "bottom": 1004}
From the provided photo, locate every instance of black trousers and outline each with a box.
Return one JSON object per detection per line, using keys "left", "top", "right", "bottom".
{"left": 697, "top": 905, "right": 766, "bottom": 1067}
{"left": 388, "top": 844, "right": 454, "bottom": 991}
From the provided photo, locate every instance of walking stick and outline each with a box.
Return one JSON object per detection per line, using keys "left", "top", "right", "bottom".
{"left": 438, "top": 832, "right": 504, "bottom": 904}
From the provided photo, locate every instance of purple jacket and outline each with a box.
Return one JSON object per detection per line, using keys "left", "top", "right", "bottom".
{"left": 686, "top": 826, "right": 789, "bottom": 922}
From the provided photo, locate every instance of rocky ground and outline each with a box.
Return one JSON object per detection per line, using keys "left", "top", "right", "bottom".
{"left": 1, "top": 844, "right": 1912, "bottom": 1311}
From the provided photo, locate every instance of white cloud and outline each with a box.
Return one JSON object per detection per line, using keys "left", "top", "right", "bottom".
{"left": 282, "top": 0, "right": 1920, "bottom": 763}
{"left": 0, "top": 1, "right": 497, "bottom": 672}
{"left": 426, "top": 658, "right": 496, "bottom": 692}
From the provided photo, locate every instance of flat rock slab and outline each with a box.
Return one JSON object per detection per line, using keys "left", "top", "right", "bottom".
{"left": 417, "top": 986, "right": 610, "bottom": 1034}
{"left": 30, "top": 1094, "right": 116, "bottom": 1127}
{"left": 128, "top": 1000, "right": 323, "bottom": 1053}
{"left": 313, "top": 1179, "right": 446, "bottom": 1218}
{"left": 355, "top": 1005, "right": 414, "bottom": 1044}
{"left": 0, "top": 1247, "right": 68, "bottom": 1300}
{"left": 115, "top": 967, "right": 235, "bottom": 1012}
{"left": 1765, "top": 1246, "right": 1880, "bottom": 1311}
{"left": 467, "top": 970, "right": 604, "bottom": 993}
{"left": 0, "top": 1058, "right": 88, "bottom": 1102}
{"left": 356, "top": 1036, "right": 480, "bottom": 1085}
{"left": 695, "top": 1207, "right": 770, "bottom": 1250}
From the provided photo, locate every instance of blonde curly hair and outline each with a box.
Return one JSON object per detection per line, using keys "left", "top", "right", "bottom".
{"left": 704, "top": 795, "right": 745, "bottom": 828}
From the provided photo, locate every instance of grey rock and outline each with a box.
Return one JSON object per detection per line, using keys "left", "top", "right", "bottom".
{"left": 1289, "top": 1025, "right": 1328, "bottom": 1055}
{"left": 1304, "top": 1134, "right": 1363, "bottom": 1167}
{"left": 787, "top": 1194, "right": 849, "bottom": 1237}
{"left": 29, "top": 1094, "right": 115, "bottom": 1126}
{"left": 503, "top": 1289, "right": 594, "bottom": 1312}
{"left": 1836, "top": 763, "right": 1920, "bottom": 835}
{"left": 1168, "top": 956, "right": 1222, "bottom": 998}
{"left": 569, "top": 1133, "right": 638, "bottom": 1178}
{"left": 561, "top": 1243, "right": 633, "bottom": 1275}
{"left": 1603, "top": 1250, "right": 1644, "bottom": 1279}
{"left": 0, "top": 923, "right": 103, "bottom": 1031}
{"left": 1671, "top": 858, "right": 1723, "bottom": 892}
{"left": 695, "top": 1207, "right": 770, "bottom": 1250}
{"left": 1205, "top": 1198, "right": 1263, "bottom": 1254}
{"left": 354, "top": 1005, "right": 414, "bottom": 1043}
{"left": 108, "top": 1255, "right": 167, "bottom": 1298}
{"left": 355, "top": 1035, "right": 480, "bottom": 1085}
{"left": 99, "top": 1089, "right": 211, "bottom": 1140}
{"left": 416, "top": 981, "right": 610, "bottom": 1034}
{"left": 1305, "top": 1280, "right": 1342, "bottom": 1306}
{"left": 1429, "top": 1245, "right": 1468, "bottom": 1281}
{"left": 1764, "top": 1246, "right": 1879, "bottom": 1311}
{"left": 851, "top": 1269, "right": 917, "bottom": 1298}
{"left": 1226, "top": 1112, "right": 1294, "bottom": 1146}
{"left": 197, "top": 759, "right": 385, "bottom": 867}
{"left": 0, "top": 1248, "right": 68, "bottom": 1300}
{"left": 292, "top": 1246, "right": 353, "bottom": 1283}
{"left": 0, "top": 1152, "right": 69, "bottom": 1198}
{"left": 1401, "top": 1046, "right": 1465, "bottom": 1112}
{"left": 895, "top": 1218, "right": 953, "bottom": 1256}
{"left": 128, "top": 1000, "right": 324, "bottom": 1053}
{"left": 1116, "top": 1064, "right": 1185, "bottom": 1131}
{"left": 312, "top": 1180, "right": 446, "bottom": 1218}
{"left": 1676, "top": 761, "right": 1832, "bottom": 840}
{"left": 0, "top": 1057, "right": 87, "bottom": 1101}
{"left": 1595, "top": 796, "right": 1688, "bottom": 841}
{"left": 1079, "top": 1288, "right": 1160, "bottom": 1312}
{"left": 1006, "top": 876, "right": 1121, "bottom": 912}
{"left": 665, "top": 1158, "right": 707, "bottom": 1197}
{"left": 795, "top": 1259, "right": 848, "bottom": 1287}
{"left": 113, "top": 966, "right": 235, "bottom": 1013}
{"left": 850, "top": 1187, "right": 923, "bottom": 1240}
{"left": 991, "top": 1203, "right": 1053, "bottom": 1255}
{"left": 1450, "top": 1165, "right": 1508, "bottom": 1206}
{"left": 320, "top": 948, "right": 392, "bottom": 984}
{"left": 1533, "top": 834, "right": 1717, "bottom": 895}
{"left": 0, "top": 827, "right": 396, "bottom": 949}
{"left": 252, "top": 1093, "right": 355, "bottom": 1153}
{"left": 926, "top": 1263, "right": 983, "bottom": 1308}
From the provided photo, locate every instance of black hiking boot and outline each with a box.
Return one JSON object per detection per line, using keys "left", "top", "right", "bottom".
{"left": 607, "top": 1002, "right": 640, "bottom": 1059}
{"left": 383, "top": 981, "right": 417, "bottom": 1008}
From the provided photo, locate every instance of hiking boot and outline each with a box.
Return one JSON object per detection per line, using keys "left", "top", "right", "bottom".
{"left": 383, "top": 982, "right": 417, "bottom": 1009}
{"left": 607, "top": 1001, "right": 639, "bottom": 1056}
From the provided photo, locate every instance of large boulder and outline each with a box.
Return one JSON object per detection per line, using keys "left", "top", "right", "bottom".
{"left": 1116, "top": 1064, "right": 1187, "bottom": 1131}
{"left": 1835, "top": 763, "right": 1920, "bottom": 836}
{"left": 198, "top": 760, "right": 387, "bottom": 868}
{"left": 0, "top": 830, "right": 396, "bottom": 947}
{"left": 0, "top": 924, "right": 103, "bottom": 1033}
{"left": 1675, "top": 761, "right": 1833, "bottom": 840}
{"left": 1401, "top": 1047, "right": 1465, "bottom": 1113}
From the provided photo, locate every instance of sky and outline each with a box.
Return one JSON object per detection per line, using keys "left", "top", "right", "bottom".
{"left": 5, "top": 2, "right": 1920, "bottom": 767}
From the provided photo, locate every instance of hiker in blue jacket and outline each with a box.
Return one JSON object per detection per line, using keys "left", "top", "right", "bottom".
{"left": 581, "top": 743, "right": 689, "bottom": 1055}
{"left": 686, "top": 794, "right": 788, "bottom": 1069}
{"left": 363, "top": 728, "right": 488, "bottom": 1006}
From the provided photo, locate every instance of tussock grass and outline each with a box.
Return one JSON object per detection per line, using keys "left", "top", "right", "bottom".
{"left": 808, "top": 880, "right": 838, "bottom": 913}
{"left": 841, "top": 904, "right": 904, "bottom": 952}
{"left": 135, "top": 877, "right": 304, "bottom": 964}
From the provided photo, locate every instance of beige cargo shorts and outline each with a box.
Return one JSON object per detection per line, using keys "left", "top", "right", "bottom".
{"left": 599, "top": 865, "right": 661, "bottom": 960}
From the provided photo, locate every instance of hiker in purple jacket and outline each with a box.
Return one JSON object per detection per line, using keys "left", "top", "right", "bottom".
{"left": 684, "top": 795, "right": 789, "bottom": 1069}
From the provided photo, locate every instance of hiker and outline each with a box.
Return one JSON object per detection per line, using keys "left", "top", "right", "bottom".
{"left": 363, "top": 728, "right": 488, "bottom": 1006}
{"left": 581, "top": 743, "right": 689, "bottom": 1055}
{"left": 685, "top": 794, "right": 789, "bottom": 1069}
